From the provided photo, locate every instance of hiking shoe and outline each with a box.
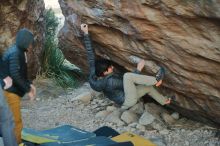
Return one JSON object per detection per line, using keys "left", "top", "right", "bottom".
{"left": 165, "top": 95, "right": 177, "bottom": 105}
{"left": 170, "top": 95, "right": 180, "bottom": 105}
{"left": 156, "top": 67, "right": 165, "bottom": 81}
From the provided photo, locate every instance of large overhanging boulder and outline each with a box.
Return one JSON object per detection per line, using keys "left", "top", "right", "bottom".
{"left": 58, "top": 0, "right": 220, "bottom": 127}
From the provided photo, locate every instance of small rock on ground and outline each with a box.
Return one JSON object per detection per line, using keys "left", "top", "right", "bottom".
{"left": 121, "top": 110, "right": 139, "bottom": 124}
{"left": 139, "top": 111, "right": 155, "bottom": 125}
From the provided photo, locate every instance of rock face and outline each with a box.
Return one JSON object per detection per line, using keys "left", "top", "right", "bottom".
{"left": 0, "top": 0, "right": 45, "bottom": 78}
{"left": 58, "top": 0, "right": 220, "bottom": 126}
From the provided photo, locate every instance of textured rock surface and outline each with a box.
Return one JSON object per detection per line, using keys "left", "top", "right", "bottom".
{"left": 121, "top": 110, "right": 139, "bottom": 124}
{"left": 105, "top": 109, "right": 125, "bottom": 126}
{"left": 139, "top": 111, "right": 156, "bottom": 125}
{"left": 0, "top": 0, "right": 45, "bottom": 78}
{"left": 58, "top": 0, "right": 220, "bottom": 126}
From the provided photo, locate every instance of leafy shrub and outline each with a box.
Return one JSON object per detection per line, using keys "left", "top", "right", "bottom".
{"left": 41, "top": 8, "right": 82, "bottom": 88}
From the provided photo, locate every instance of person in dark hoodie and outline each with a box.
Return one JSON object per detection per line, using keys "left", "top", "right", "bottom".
{"left": 81, "top": 24, "right": 172, "bottom": 110}
{"left": 0, "top": 58, "right": 18, "bottom": 146}
{"left": 2, "top": 28, "right": 36, "bottom": 144}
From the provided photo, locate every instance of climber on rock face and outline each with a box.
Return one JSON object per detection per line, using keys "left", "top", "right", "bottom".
{"left": 81, "top": 23, "right": 172, "bottom": 110}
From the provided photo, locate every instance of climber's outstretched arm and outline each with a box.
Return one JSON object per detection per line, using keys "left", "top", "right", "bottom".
{"left": 81, "top": 24, "right": 105, "bottom": 91}
{"left": 81, "top": 24, "right": 95, "bottom": 75}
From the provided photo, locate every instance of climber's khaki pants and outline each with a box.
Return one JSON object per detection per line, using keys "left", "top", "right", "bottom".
{"left": 121, "top": 73, "right": 167, "bottom": 109}
{"left": 4, "top": 91, "right": 22, "bottom": 144}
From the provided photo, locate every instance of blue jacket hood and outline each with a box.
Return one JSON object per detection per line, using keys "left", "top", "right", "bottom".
{"left": 16, "top": 28, "right": 34, "bottom": 51}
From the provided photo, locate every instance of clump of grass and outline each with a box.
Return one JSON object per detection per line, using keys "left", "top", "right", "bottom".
{"left": 41, "top": 8, "right": 82, "bottom": 88}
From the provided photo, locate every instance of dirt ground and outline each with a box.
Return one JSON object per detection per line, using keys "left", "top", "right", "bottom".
{"left": 21, "top": 79, "right": 220, "bottom": 146}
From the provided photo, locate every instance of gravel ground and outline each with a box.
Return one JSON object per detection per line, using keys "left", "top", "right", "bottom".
{"left": 21, "top": 80, "right": 220, "bottom": 146}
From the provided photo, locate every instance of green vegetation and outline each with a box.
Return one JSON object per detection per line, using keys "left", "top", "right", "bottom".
{"left": 41, "top": 8, "right": 82, "bottom": 88}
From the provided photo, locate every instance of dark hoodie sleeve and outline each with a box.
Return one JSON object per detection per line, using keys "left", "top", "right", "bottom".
{"left": 0, "top": 57, "right": 8, "bottom": 79}
{"left": 84, "top": 34, "right": 95, "bottom": 74}
{"left": 9, "top": 53, "right": 31, "bottom": 93}
{"left": 83, "top": 34, "right": 105, "bottom": 92}
{"left": 0, "top": 58, "right": 7, "bottom": 88}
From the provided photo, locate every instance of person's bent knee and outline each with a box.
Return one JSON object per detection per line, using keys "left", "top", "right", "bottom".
{"left": 123, "top": 72, "right": 135, "bottom": 80}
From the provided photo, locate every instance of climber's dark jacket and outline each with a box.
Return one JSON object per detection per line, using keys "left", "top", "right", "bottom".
{"left": 84, "top": 34, "right": 125, "bottom": 105}
{"left": 2, "top": 28, "right": 33, "bottom": 97}
{"left": 84, "top": 34, "right": 140, "bottom": 105}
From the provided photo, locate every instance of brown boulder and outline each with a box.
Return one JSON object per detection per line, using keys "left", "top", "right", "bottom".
{"left": 58, "top": 0, "right": 220, "bottom": 127}
{"left": 0, "top": 0, "right": 45, "bottom": 78}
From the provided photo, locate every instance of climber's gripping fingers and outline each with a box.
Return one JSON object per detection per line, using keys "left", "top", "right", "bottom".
{"left": 81, "top": 24, "right": 88, "bottom": 34}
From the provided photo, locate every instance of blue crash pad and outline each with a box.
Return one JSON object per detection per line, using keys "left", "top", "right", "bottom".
{"left": 22, "top": 125, "right": 96, "bottom": 144}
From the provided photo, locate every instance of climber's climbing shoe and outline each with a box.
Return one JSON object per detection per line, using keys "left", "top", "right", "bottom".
{"left": 155, "top": 67, "right": 165, "bottom": 87}
{"left": 156, "top": 67, "right": 165, "bottom": 81}
{"left": 165, "top": 96, "right": 179, "bottom": 105}
{"left": 165, "top": 96, "right": 176, "bottom": 105}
